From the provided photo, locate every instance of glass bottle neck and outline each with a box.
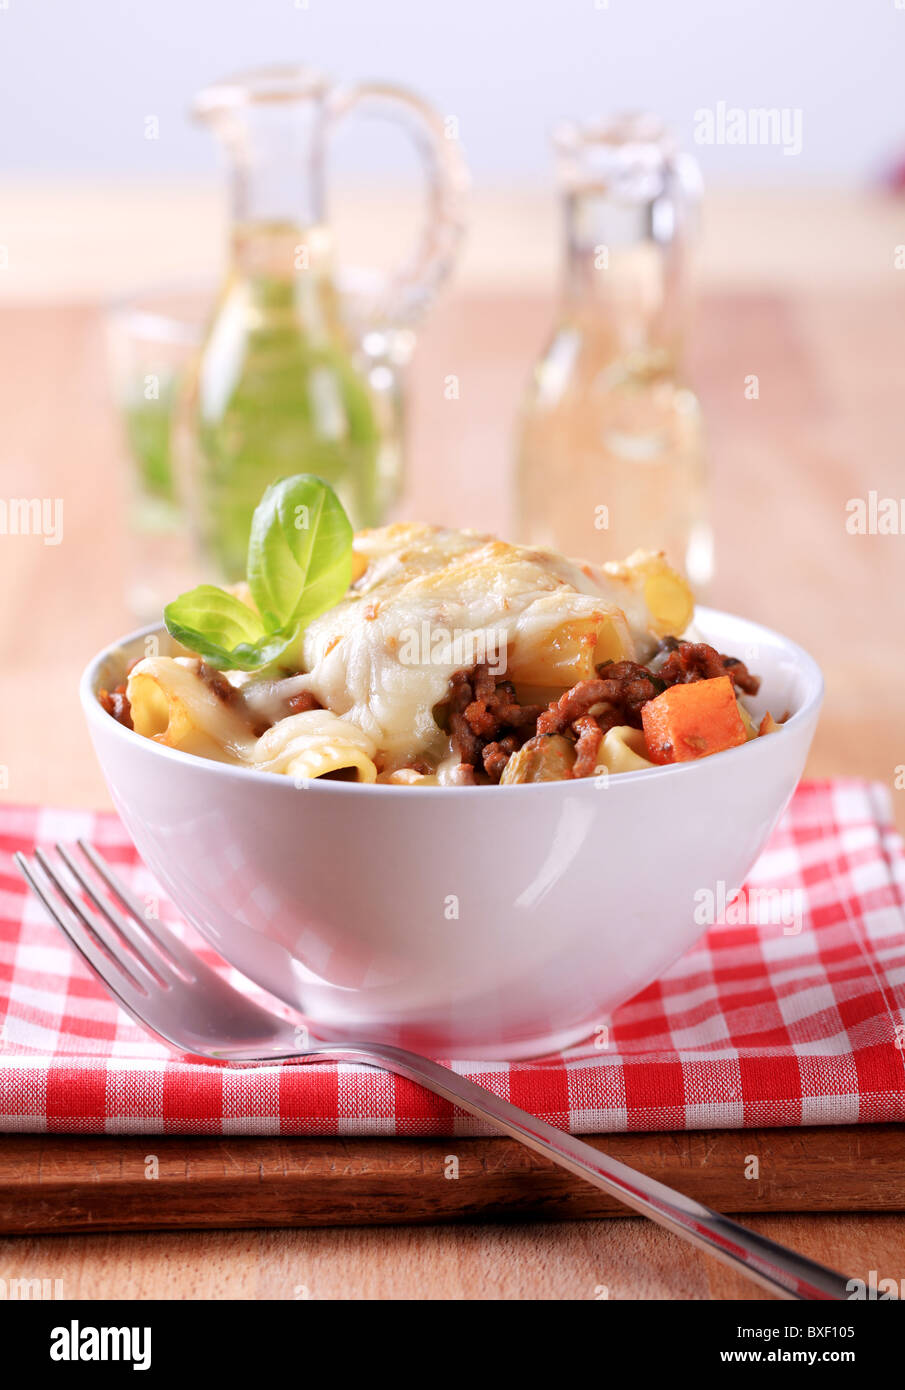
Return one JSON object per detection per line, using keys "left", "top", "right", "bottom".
{"left": 229, "top": 219, "right": 332, "bottom": 282}
{"left": 231, "top": 157, "right": 323, "bottom": 227}
{"left": 560, "top": 188, "right": 686, "bottom": 366}
{"left": 218, "top": 105, "right": 330, "bottom": 276}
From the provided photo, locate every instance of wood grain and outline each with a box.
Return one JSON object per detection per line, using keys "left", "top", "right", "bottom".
{"left": 1, "top": 1126, "right": 903, "bottom": 1237}
{"left": 2, "top": 1214, "right": 903, "bottom": 1300}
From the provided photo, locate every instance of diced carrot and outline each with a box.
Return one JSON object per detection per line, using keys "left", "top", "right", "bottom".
{"left": 641, "top": 675, "right": 748, "bottom": 765}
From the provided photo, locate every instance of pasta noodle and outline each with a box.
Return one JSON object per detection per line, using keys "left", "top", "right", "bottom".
{"left": 505, "top": 598, "right": 634, "bottom": 685}
{"left": 379, "top": 768, "right": 440, "bottom": 786}
{"left": 593, "top": 725, "right": 655, "bottom": 776}
{"left": 252, "top": 709, "right": 378, "bottom": 784}
{"left": 127, "top": 658, "right": 255, "bottom": 763}
{"left": 594, "top": 551, "right": 694, "bottom": 644}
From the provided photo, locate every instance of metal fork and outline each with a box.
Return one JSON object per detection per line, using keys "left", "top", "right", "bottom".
{"left": 15, "top": 841, "right": 855, "bottom": 1302}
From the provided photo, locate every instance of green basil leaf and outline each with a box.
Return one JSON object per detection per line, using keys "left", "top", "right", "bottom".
{"left": 164, "top": 585, "right": 292, "bottom": 672}
{"left": 247, "top": 475, "right": 353, "bottom": 631}
{"left": 161, "top": 476, "right": 353, "bottom": 673}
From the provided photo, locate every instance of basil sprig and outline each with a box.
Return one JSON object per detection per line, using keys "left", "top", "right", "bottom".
{"left": 164, "top": 475, "right": 354, "bottom": 671}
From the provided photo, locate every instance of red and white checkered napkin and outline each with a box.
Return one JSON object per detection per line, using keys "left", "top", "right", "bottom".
{"left": 1, "top": 779, "right": 904, "bottom": 1136}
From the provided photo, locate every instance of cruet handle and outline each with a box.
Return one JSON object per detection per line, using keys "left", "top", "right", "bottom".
{"left": 324, "top": 81, "right": 468, "bottom": 331}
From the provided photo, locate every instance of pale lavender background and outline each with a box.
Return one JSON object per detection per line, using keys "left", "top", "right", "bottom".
{"left": 0, "top": 0, "right": 900, "bottom": 187}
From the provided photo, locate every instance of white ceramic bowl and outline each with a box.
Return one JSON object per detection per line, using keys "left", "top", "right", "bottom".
{"left": 81, "top": 607, "right": 822, "bottom": 1059}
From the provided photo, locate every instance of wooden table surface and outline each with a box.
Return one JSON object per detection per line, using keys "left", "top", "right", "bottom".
{"left": 1, "top": 268, "right": 904, "bottom": 1297}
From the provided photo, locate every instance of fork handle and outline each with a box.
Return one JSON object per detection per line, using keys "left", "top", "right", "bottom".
{"left": 290, "top": 1041, "right": 851, "bottom": 1301}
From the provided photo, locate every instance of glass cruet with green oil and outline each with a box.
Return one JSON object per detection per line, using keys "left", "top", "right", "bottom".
{"left": 184, "top": 66, "right": 467, "bottom": 581}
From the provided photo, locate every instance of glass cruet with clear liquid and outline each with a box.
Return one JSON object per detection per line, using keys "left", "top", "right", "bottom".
{"left": 514, "top": 115, "right": 712, "bottom": 589}
{"left": 183, "top": 66, "right": 467, "bottom": 581}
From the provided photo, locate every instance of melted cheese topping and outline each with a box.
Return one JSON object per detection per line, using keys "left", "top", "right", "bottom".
{"left": 250, "top": 524, "right": 692, "bottom": 768}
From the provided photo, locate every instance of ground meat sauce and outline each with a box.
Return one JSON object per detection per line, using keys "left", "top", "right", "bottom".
{"left": 448, "top": 665, "right": 542, "bottom": 783}
{"left": 195, "top": 660, "right": 275, "bottom": 737}
{"left": 482, "top": 734, "right": 519, "bottom": 782}
{"left": 198, "top": 662, "right": 240, "bottom": 706}
{"left": 537, "top": 661, "right": 662, "bottom": 738}
{"left": 287, "top": 690, "right": 323, "bottom": 716}
{"left": 571, "top": 715, "right": 604, "bottom": 778}
{"left": 656, "top": 640, "right": 761, "bottom": 696}
{"left": 463, "top": 669, "right": 543, "bottom": 740}
{"left": 196, "top": 661, "right": 325, "bottom": 735}
{"left": 443, "top": 639, "right": 761, "bottom": 782}
{"left": 448, "top": 669, "right": 484, "bottom": 770}
{"left": 98, "top": 683, "right": 132, "bottom": 729}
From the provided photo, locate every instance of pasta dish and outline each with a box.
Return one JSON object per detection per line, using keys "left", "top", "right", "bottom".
{"left": 99, "top": 475, "right": 780, "bottom": 786}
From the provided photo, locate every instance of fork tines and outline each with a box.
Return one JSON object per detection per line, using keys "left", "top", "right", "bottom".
{"left": 14, "top": 841, "right": 196, "bottom": 997}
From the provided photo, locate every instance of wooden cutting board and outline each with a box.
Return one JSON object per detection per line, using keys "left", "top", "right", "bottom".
{"left": 1, "top": 1125, "right": 902, "bottom": 1235}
